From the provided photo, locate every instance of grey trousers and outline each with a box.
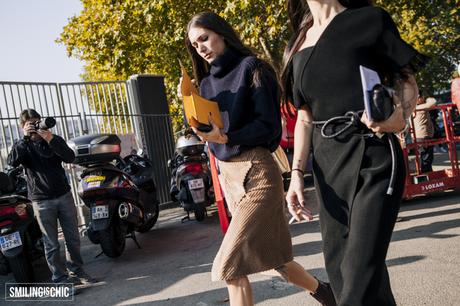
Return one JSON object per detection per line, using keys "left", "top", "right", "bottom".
{"left": 32, "top": 192, "right": 83, "bottom": 282}
{"left": 416, "top": 138, "right": 434, "bottom": 173}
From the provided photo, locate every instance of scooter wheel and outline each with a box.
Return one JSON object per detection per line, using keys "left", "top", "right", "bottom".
{"left": 194, "top": 207, "right": 206, "bottom": 222}
{"left": 87, "top": 227, "right": 100, "bottom": 244}
{"left": 0, "top": 254, "right": 11, "bottom": 275}
{"left": 137, "top": 203, "right": 160, "bottom": 233}
{"left": 99, "top": 217, "right": 127, "bottom": 258}
{"left": 6, "top": 242, "right": 34, "bottom": 282}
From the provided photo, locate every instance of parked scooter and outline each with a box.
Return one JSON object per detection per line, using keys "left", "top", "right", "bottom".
{"left": 0, "top": 166, "right": 42, "bottom": 282}
{"left": 67, "top": 134, "right": 159, "bottom": 258}
{"left": 169, "top": 132, "right": 214, "bottom": 222}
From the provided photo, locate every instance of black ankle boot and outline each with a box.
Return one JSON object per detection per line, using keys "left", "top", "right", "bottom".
{"left": 310, "top": 279, "right": 337, "bottom": 306}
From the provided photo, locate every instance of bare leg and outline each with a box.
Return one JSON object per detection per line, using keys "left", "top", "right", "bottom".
{"left": 226, "top": 276, "right": 254, "bottom": 306}
{"left": 283, "top": 261, "right": 319, "bottom": 293}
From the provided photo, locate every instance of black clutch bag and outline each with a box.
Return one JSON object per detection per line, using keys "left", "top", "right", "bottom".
{"left": 367, "top": 84, "right": 394, "bottom": 121}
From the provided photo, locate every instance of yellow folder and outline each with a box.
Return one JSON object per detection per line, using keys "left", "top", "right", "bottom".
{"left": 180, "top": 65, "right": 223, "bottom": 129}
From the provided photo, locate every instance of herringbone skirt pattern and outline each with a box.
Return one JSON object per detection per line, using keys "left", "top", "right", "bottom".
{"left": 211, "top": 147, "right": 293, "bottom": 281}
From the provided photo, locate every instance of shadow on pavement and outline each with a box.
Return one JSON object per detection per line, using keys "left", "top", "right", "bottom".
{"left": 399, "top": 207, "right": 460, "bottom": 222}
{"left": 392, "top": 219, "right": 460, "bottom": 242}
{"left": 1, "top": 186, "right": 459, "bottom": 305}
{"left": 386, "top": 255, "right": 426, "bottom": 267}
{"left": 0, "top": 207, "right": 223, "bottom": 304}
{"left": 115, "top": 267, "right": 328, "bottom": 306}
{"left": 401, "top": 190, "right": 460, "bottom": 212}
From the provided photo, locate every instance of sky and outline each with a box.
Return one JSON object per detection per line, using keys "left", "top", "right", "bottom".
{"left": 0, "top": 0, "right": 84, "bottom": 82}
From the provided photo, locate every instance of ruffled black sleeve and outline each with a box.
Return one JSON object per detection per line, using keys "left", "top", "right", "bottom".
{"left": 291, "top": 56, "right": 308, "bottom": 109}
{"left": 293, "top": 79, "right": 307, "bottom": 109}
{"left": 376, "top": 7, "right": 428, "bottom": 73}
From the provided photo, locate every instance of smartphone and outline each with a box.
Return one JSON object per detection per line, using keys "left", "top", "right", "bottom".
{"left": 189, "top": 116, "right": 213, "bottom": 133}
{"left": 196, "top": 124, "right": 213, "bottom": 133}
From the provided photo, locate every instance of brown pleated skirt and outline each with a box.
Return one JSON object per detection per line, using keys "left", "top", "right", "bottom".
{"left": 211, "top": 147, "right": 293, "bottom": 281}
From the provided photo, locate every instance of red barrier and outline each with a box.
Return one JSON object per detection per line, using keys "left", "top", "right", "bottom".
{"left": 208, "top": 150, "right": 230, "bottom": 233}
{"left": 402, "top": 103, "right": 460, "bottom": 199}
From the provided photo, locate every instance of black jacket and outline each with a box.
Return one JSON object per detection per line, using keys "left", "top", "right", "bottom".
{"left": 7, "top": 135, "right": 75, "bottom": 201}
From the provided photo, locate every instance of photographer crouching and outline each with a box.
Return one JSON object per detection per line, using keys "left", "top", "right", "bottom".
{"left": 7, "top": 109, "right": 95, "bottom": 286}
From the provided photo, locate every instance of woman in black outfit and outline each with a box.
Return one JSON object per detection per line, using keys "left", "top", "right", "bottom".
{"left": 283, "top": 1, "right": 425, "bottom": 305}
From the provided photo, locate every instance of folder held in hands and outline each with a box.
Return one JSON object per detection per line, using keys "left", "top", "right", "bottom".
{"left": 180, "top": 65, "right": 223, "bottom": 131}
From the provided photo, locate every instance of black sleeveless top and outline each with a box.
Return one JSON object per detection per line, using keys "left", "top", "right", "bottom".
{"left": 290, "top": 6, "right": 427, "bottom": 226}
{"left": 291, "top": 6, "right": 425, "bottom": 121}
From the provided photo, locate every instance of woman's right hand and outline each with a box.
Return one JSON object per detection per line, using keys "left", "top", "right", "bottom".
{"left": 285, "top": 171, "right": 313, "bottom": 222}
{"left": 360, "top": 95, "right": 406, "bottom": 134}
{"left": 177, "top": 77, "right": 197, "bottom": 99}
{"left": 177, "top": 77, "right": 184, "bottom": 99}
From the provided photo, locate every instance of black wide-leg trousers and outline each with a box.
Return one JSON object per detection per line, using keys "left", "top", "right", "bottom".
{"left": 315, "top": 134, "right": 406, "bottom": 306}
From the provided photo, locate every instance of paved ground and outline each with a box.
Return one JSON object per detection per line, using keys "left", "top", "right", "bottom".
{"left": 1, "top": 151, "right": 460, "bottom": 305}
{"left": 1, "top": 191, "right": 459, "bottom": 306}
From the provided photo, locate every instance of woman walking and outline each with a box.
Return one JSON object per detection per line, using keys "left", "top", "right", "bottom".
{"left": 183, "top": 12, "right": 336, "bottom": 306}
{"left": 282, "top": 1, "right": 425, "bottom": 305}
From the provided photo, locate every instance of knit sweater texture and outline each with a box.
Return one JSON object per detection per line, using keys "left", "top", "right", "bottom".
{"left": 199, "top": 48, "right": 281, "bottom": 161}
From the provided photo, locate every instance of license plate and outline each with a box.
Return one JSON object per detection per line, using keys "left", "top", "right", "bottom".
{"left": 87, "top": 181, "right": 101, "bottom": 188}
{"left": 188, "top": 178, "right": 204, "bottom": 190}
{"left": 0, "top": 231, "right": 22, "bottom": 252}
{"left": 92, "top": 205, "right": 109, "bottom": 219}
{"left": 85, "top": 175, "right": 106, "bottom": 183}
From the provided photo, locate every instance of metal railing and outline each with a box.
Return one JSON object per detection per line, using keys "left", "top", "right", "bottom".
{"left": 0, "top": 80, "right": 174, "bottom": 226}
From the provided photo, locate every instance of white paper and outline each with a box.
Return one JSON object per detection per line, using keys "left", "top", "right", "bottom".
{"left": 359, "top": 65, "right": 381, "bottom": 121}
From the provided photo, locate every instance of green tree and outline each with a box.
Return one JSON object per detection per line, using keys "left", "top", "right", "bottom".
{"left": 375, "top": 0, "right": 460, "bottom": 95}
{"left": 58, "top": 0, "right": 459, "bottom": 134}
{"left": 58, "top": 0, "right": 290, "bottom": 133}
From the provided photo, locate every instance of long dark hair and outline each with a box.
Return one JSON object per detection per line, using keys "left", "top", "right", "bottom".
{"left": 185, "top": 12, "right": 255, "bottom": 84}
{"left": 280, "top": 0, "right": 372, "bottom": 104}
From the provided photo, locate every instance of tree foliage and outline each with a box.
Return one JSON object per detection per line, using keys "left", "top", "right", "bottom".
{"left": 376, "top": 0, "right": 460, "bottom": 95}
{"left": 58, "top": 0, "right": 459, "bottom": 133}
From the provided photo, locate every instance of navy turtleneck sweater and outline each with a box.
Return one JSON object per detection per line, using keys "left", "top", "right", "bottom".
{"left": 199, "top": 48, "right": 281, "bottom": 161}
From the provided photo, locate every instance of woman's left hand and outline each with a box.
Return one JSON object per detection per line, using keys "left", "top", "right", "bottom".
{"left": 361, "top": 94, "right": 406, "bottom": 134}
{"left": 191, "top": 116, "right": 228, "bottom": 144}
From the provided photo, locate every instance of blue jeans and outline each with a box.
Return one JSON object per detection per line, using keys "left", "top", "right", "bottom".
{"left": 32, "top": 192, "right": 83, "bottom": 282}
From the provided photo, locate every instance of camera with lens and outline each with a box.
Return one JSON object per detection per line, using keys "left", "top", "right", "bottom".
{"left": 33, "top": 117, "right": 56, "bottom": 131}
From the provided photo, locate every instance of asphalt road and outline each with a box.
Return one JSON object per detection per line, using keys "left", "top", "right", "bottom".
{"left": 1, "top": 186, "right": 459, "bottom": 306}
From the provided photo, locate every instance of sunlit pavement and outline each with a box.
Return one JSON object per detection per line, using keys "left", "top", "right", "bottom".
{"left": 1, "top": 150, "right": 460, "bottom": 305}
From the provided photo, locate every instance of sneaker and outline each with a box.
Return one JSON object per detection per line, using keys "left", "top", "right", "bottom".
{"left": 67, "top": 274, "right": 83, "bottom": 285}
{"left": 69, "top": 270, "right": 97, "bottom": 284}
{"left": 54, "top": 275, "right": 80, "bottom": 285}
{"left": 54, "top": 277, "right": 80, "bottom": 296}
